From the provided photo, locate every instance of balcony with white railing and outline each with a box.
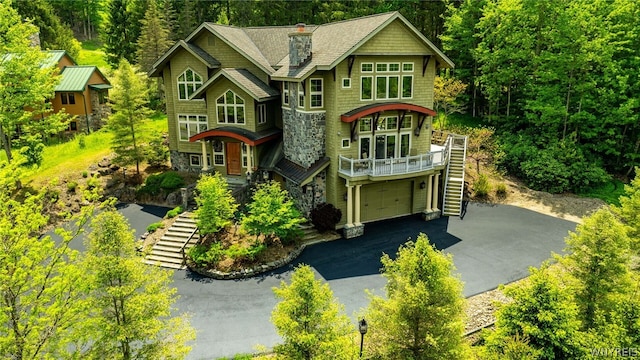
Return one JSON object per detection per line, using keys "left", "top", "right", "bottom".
{"left": 338, "top": 136, "right": 451, "bottom": 179}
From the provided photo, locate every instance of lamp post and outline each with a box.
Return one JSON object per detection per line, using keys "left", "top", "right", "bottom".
{"left": 358, "top": 318, "right": 368, "bottom": 358}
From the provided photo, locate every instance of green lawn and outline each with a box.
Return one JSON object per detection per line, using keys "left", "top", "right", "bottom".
{"left": 578, "top": 179, "right": 627, "bottom": 206}
{"left": 17, "top": 113, "right": 168, "bottom": 186}
{"left": 77, "top": 40, "right": 110, "bottom": 71}
{"left": 433, "top": 113, "right": 485, "bottom": 130}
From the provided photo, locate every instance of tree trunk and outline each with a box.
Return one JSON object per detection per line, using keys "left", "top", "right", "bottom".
{"left": 0, "top": 123, "right": 13, "bottom": 163}
{"left": 506, "top": 80, "right": 512, "bottom": 118}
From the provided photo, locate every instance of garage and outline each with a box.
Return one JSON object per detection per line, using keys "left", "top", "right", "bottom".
{"left": 360, "top": 180, "right": 414, "bottom": 222}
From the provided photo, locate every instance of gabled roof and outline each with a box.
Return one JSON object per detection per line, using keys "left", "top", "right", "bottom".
{"left": 189, "top": 23, "right": 275, "bottom": 75}
{"left": 272, "top": 12, "right": 454, "bottom": 80}
{"left": 56, "top": 66, "right": 109, "bottom": 92}
{"left": 189, "top": 126, "right": 281, "bottom": 146}
{"left": 274, "top": 157, "right": 331, "bottom": 186}
{"left": 191, "top": 68, "right": 279, "bottom": 101}
{"left": 149, "top": 40, "right": 221, "bottom": 77}
{"left": 42, "top": 50, "right": 76, "bottom": 68}
{"left": 243, "top": 25, "right": 317, "bottom": 66}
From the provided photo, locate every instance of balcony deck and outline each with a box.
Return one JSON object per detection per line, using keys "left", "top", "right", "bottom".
{"left": 338, "top": 140, "right": 449, "bottom": 180}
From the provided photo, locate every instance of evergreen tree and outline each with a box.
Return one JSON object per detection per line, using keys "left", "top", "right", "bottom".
{"left": 107, "top": 59, "right": 151, "bottom": 177}
{"left": 0, "top": 0, "right": 69, "bottom": 164}
{"left": 103, "top": 0, "right": 137, "bottom": 67}
{"left": 83, "top": 210, "right": 195, "bottom": 359}
{"left": 0, "top": 158, "right": 94, "bottom": 359}
{"left": 271, "top": 265, "right": 356, "bottom": 359}
{"left": 482, "top": 266, "right": 585, "bottom": 360}
{"left": 615, "top": 169, "right": 640, "bottom": 248}
{"left": 362, "top": 233, "right": 470, "bottom": 359}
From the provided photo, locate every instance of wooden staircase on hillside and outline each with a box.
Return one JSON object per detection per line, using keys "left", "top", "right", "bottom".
{"left": 143, "top": 213, "right": 199, "bottom": 270}
{"left": 442, "top": 135, "right": 468, "bottom": 216}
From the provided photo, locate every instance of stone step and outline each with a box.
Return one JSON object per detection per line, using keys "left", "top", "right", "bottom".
{"left": 146, "top": 254, "right": 184, "bottom": 265}
{"left": 166, "top": 226, "right": 197, "bottom": 234}
{"left": 142, "top": 259, "right": 186, "bottom": 270}
{"left": 160, "top": 234, "right": 192, "bottom": 243}
{"left": 150, "top": 249, "right": 185, "bottom": 259}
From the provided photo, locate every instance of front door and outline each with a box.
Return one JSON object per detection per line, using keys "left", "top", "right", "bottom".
{"left": 226, "top": 142, "right": 242, "bottom": 175}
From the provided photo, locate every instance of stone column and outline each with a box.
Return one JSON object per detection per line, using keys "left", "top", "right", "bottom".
{"left": 426, "top": 174, "right": 433, "bottom": 212}
{"left": 201, "top": 140, "right": 209, "bottom": 171}
{"left": 432, "top": 172, "right": 440, "bottom": 211}
{"left": 346, "top": 184, "right": 353, "bottom": 225}
{"left": 354, "top": 184, "right": 362, "bottom": 224}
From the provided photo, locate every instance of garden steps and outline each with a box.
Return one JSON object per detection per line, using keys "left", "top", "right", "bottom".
{"left": 143, "top": 213, "right": 199, "bottom": 270}
{"left": 443, "top": 136, "right": 467, "bottom": 217}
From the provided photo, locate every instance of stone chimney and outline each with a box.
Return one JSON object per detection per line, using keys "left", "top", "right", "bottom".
{"left": 29, "top": 31, "right": 41, "bottom": 49}
{"left": 289, "top": 23, "right": 312, "bottom": 68}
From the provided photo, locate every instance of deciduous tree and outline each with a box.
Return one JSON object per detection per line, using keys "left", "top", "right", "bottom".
{"left": 362, "top": 233, "right": 470, "bottom": 359}
{"left": 433, "top": 75, "right": 467, "bottom": 128}
{"left": 271, "top": 265, "right": 355, "bottom": 359}
{"left": 242, "top": 181, "right": 304, "bottom": 244}
{"left": 83, "top": 210, "right": 195, "bottom": 359}
{"left": 107, "top": 58, "right": 151, "bottom": 177}
{"left": 0, "top": 0, "right": 69, "bottom": 164}
{"left": 194, "top": 172, "right": 238, "bottom": 236}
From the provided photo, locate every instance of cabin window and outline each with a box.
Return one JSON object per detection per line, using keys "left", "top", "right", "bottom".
{"left": 257, "top": 104, "right": 267, "bottom": 124}
{"left": 177, "top": 68, "right": 203, "bottom": 100}
{"left": 213, "top": 140, "right": 224, "bottom": 165}
{"left": 310, "top": 78, "right": 323, "bottom": 108}
{"left": 342, "top": 78, "right": 351, "bottom": 88}
{"left": 61, "top": 93, "right": 76, "bottom": 105}
{"left": 282, "top": 82, "right": 289, "bottom": 106}
{"left": 216, "top": 90, "right": 245, "bottom": 124}
{"left": 178, "top": 114, "right": 207, "bottom": 141}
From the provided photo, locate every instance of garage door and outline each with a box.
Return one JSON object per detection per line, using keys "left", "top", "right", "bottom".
{"left": 361, "top": 180, "right": 413, "bottom": 222}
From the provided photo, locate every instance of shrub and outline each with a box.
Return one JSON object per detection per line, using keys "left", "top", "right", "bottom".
{"left": 473, "top": 174, "right": 491, "bottom": 198}
{"left": 139, "top": 171, "right": 185, "bottom": 196}
{"left": 187, "top": 242, "right": 224, "bottom": 267}
{"left": 495, "top": 183, "right": 508, "bottom": 198}
{"left": 81, "top": 170, "right": 88, "bottom": 178}
{"left": 87, "top": 175, "right": 100, "bottom": 189}
{"left": 310, "top": 203, "right": 342, "bottom": 232}
{"left": 67, "top": 181, "right": 78, "bottom": 193}
{"left": 242, "top": 181, "right": 304, "bottom": 244}
{"left": 146, "top": 222, "right": 164, "bottom": 233}
{"left": 224, "top": 242, "right": 267, "bottom": 262}
{"left": 159, "top": 171, "right": 185, "bottom": 190}
{"left": 77, "top": 134, "right": 86, "bottom": 149}
{"left": 165, "top": 206, "right": 182, "bottom": 219}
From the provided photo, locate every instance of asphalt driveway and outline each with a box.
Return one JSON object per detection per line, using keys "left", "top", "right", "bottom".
{"left": 161, "top": 203, "right": 577, "bottom": 359}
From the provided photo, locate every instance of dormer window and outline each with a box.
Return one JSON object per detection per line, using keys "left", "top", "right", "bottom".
{"left": 216, "top": 90, "right": 245, "bottom": 124}
{"left": 177, "top": 68, "right": 203, "bottom": 100}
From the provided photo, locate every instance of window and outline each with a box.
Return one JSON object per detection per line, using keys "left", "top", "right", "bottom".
{"left": 376, "top": 63, "right": 387, "bottom": 72}
{"left": 359, "top": 137, "right": 371, "bottom": 159}
{"left": 376, "top": 75, "right": 399, "bottom": 99}
{"left": 359, "top": 118, "right": 372, "bottom": 132}
{"left": 361, "top": 76, "right": 372, "bottom": 100}
{"left": 400, "top": 133, "right": 411, "bottom": 157}
{"left": 98, "top": 91, "right": 108, "bottom": 104}
{"left": 297, "top": 83, "right": 304, "bottom": 108}
{"left": 402, "top": 75, "right": 413, "bottom": 98}
{"left": 401, "top": 116, "right": 412, "bottom": 129}
{"left": 241, "top": 143, "right": 254, "bottom": 168}
{"left": 178, "top": 114, "right": 208, "bottom": 141}
{"left": 361, "top": 63, "right": 373, "bottom": 73}
{"left": 283, "top": 82, "right": 289, "bottom": 106}
{"left": 61, "top": 93, "right": 75, "bottom": 105}
{"left": 375, "top": 134, "right": 397, "bottom": 159}
{"left": 216, "top": 90, "right": 245, "bottom": 124}
{"left": 389, "top": 63, "right": 400, "bottom": 72}
{"left": 310, "top": 78, "right": 323, "bottom": 108}
{"left": 258, "top": 104, "right": 267, "bottom": 124}
{"left": 359, "top": 116, "right": 411, "bottom": 159}
{"left": 386, "top": 116, "right": 398, "bottom": 130}
{"left": 342, "top": 78, "right": 351, "bottom": 88}
{"left": 177, "top": 68, "right": 203, "bottom": 100}
{"left": 190, "top": 154, "right": 201, "bottom": 167}
{"left": 213, "top": 141, "right": 224, "bottom": 165}
{"left": 342, "top": 138, "right": 350, "bottom": 148}
{"left": 68, "top": 121, "right": 77, "bottom": 131}
{"left": 403, "top": 63, "right": 414, "bottom": 72}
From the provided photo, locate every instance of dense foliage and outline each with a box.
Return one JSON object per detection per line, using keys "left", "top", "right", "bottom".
{"left": 242, "top": 181, "right": 304, "bottom": 244}
{"left": 138, "top": 171, "right": 184, "bottom": 196}
{"left": 362, "top": 233, "right": 470, "bottom": 359}
{"left": 194, "top": 173, "right": 238, "bottom": 235}
{"left": 443, "top": 0, "right": 640, "bottom": 189}
{"left": 271, "top": 265, "right": 355, "bottom": 359}
{"left": 310, "top": 202, "right": 342, "bottom": 232}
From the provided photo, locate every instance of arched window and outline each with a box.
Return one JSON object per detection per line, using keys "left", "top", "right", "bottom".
{"left": 216, "top": 90, "right": 245, "bottom": 124}
{"left": 177, "top": 68, "right": 203, "bottom": 100}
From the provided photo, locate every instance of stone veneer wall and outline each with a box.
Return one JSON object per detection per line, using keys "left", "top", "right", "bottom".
{"left": 285, "top": 170, "right": 327, "bottom": 217}
{"left": 170, "top": 150, "right": 192, "bottom": 172}
{"left": 282, "top": 83, "right": 326, "bottom": 168}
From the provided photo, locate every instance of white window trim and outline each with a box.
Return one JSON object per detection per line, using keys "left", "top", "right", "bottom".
{"left": 341, "top": 138, "right": 350, "bottom": 149}
{"left": 342, "top": 78, "right": 351, "bottom": 89}
{"left": 213, "top": 141, "right": 225, "bottom": 166}
{"left": 216, "top": 89, "right": 246, "bottom": 125}
{"left": 376, "top": 63, "right": 388, "bottom": 72}
{"left": 402, "top": 62, "right": 414, "bottom": 72}
{"left": 375, "top": 75, "right": 400, "bottom": 100}
{"left": 177, "top": 68, "right": 204, "bottom": 101}
{"left": 241, "top": 143, "right": 255, "bottom": 169}
{"left": 361, "top": 62, "right": 373, "bottom": 73}
{"left": 257, "top": 103, "right": 267, "bottom": 124}
{"left": 359, "top": 135, "right": 372, "bottom": 159}
{"left": 310, "top": 78, "right": 323, "bottom": 108}
{"left": 388, "top": 63, "right": 401, "bottom": 72}
{"left": 178, "top": 114, "right": 208, "bottom": 142}
{"left": 297, "top": 82, "right": 305, "bottom": 109}
{"left": 360, "top": 76, "right": 373, "bottom": 101}
{"left": 282, "top": 82, "right": 290, "bottom": 107}
{"left": 190, "top": 154, "right": 201, "bottom": 167}
{"left": 401, "top": 75, "right": 414, "bottom": 99}
{"left": 401, "top": 115, "right": 413, "bottom": 129}
{"left": 400, "top": 132, "right": 412, "bottom": 158}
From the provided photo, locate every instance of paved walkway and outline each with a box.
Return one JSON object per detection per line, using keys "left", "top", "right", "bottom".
{"left": 161, "top": 203, "right": 577, "bottom": 359}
